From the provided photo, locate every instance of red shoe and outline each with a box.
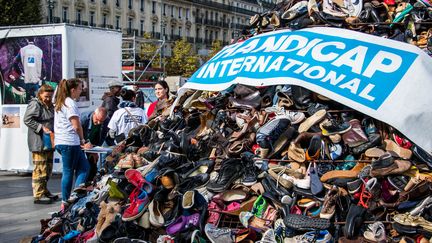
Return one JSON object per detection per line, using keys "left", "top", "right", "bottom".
{"left": 393, "top": 133, "right": 412, "bottom": 149}
{"left": 122, "top": 190, "right": 150, "bottom": 221}
{"left": 125, "top": 169, "right": 146, "bottom": 188}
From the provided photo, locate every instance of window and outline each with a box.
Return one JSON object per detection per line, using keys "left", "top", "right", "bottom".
{"left": 116, "top": 0, "right": 120, "bottom": 7}
{"left": 178, "top": 27, "right": 182, "bottom": 37}
{"left": 196, "top": 27, "right": 200, "bottom": 38}
{"left": 76, "top": 10, "right": 81, "bottom": 23}
{"left": 205, "top": 29, "right": 208, "bottom": 39}
{"left": 171, "top": 25, "right": 174, "bottom": 37}
{"left": 215, "top": 13, "right": 218, "bottom": 21}
{"left": 162, "top": 26, "right": 166, "bottom": 38}
{"left": 140, "top": 0, "right": 144, "bottom": 11}
{"left": 128, "top": 0, "right": 132, "bottom": 9}
{"left": 116, "top": 16, "right": 120, "bottom": 29}
{"left": 128, "top": 18, "right": 133, "bottom": 32}
{"left": 103, "top": 14, "right": 107, "bottom": 26}
{"left": 210, "top": 12, "right": 213, "bottom": 20}
{"left": 90, "top": 11, "right": 95, "bottom": 26}
{"left": 152, "top": 25, "right": 155, "bottom": 34}
{"left": 171, "top": 6, "right": 174, "bottom": 17}
{"left": 223, "top": 31, "right": 227, "bottom": 41}
{"left": 237, "top": 17, "right": 240, "bottom": 24}
{"left": 140, "top": 20, "right": 144, "bottom": 35}
{"left": 186, "top": 9, "right": 189, "bottom": 20}
{"left": 215, "top": 31, "right": 219, "bottom": 39}
{"left": 210, "top": 31, "right": 213, "bottom": 41}
{"left": 163, "top": 4, "right": 166, "bottom": 15}
{"left": 62, "top": 7, "right": 68, "bottom": 22}
{"left": 102, "top": 0, "right": 106, "bottom": 3}
{"left": 152, "top": 1, "right": 156, "bottom": 13}
{"left": 178, "top": 7, "right": 182, "bottom": 19}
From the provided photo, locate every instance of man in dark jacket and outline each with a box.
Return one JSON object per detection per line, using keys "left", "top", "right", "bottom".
{"left": 80, "top": 107, "right": 109, "bottom": 182}
{"left": 133, "top": 85, "right": 145, "bottom": 109}
{"left": 102, "top": 80, "right": 123, "bottom": 119}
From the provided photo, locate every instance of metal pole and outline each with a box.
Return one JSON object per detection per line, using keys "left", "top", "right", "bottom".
{"left": 47, "top": 0, "right": 54, "bottom": 24}
{"left": 160, "top": 0, "right": 165, "bottom": 78}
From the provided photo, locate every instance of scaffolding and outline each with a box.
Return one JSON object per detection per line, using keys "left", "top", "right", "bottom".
{"left": 121, "top": 33, "right": 165, "bottom": 85}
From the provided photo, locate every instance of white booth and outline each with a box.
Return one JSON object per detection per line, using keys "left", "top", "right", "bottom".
{"left": 0, "top": 24, "right": 122, "bottom": 172}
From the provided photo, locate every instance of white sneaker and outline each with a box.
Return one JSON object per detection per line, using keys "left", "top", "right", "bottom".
{"left": 410, "top": 196, "right": 432, "bottom": 216}
{"left": 258, "top": 228, "right": 277, "bottom": 243}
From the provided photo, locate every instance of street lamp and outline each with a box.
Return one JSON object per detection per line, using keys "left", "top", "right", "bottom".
{"left": 47, "top": 0, "right": 55, "bottom": 24}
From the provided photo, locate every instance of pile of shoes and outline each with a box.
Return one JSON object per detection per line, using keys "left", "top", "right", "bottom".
{"left": 244, "top": 0, "right": 432, "bottom": 54}
{"left": 33, "top": 83, "right": 432, "bottom": 242}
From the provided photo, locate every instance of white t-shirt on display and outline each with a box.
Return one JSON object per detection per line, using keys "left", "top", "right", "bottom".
{"left": 54, "top": 97, "right": 80, "bottom": 146}
{"left": 20, "top": 43, "right": 43, "bottom": 84}
{"left": 108, "top": 107, "right": 147, "bottom": 137}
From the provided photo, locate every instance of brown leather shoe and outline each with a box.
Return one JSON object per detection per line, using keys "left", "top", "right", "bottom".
{"left": 370, "top": 159, "right": 411, "bottom": 177}
{"left": 384, "top": 139, "right": 413, "bottom": 159}
{"left": 321, "top": 162, "right": 368, "bottom": 182}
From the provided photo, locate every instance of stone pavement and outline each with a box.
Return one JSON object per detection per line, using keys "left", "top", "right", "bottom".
{"left": 0, "top": 171, "right": 61, "bottom": 242}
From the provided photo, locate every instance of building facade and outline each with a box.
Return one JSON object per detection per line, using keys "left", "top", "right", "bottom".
{"left": 41, "top": 0, "right": 275, "bottom": 55}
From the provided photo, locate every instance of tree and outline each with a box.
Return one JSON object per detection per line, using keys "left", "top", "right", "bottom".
{"left": 138, "top": 32, "right": 162, "bottom": 68}
{"left": 166, "top": 39, "right": 199, "bottom": 77}
{"left": 0, "top": 0, "right": 42, "bottom": 26}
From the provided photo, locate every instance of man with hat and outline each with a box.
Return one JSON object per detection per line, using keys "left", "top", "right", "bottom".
{"left": 102, "top": 80, "right": 123, "bottom": 119}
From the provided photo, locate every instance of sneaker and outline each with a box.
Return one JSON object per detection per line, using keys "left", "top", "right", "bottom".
{"left": 156, "top": 235, "right": 175, "bottom": 243}
{"left": 242, "top": 163, "right": 258, "bottom": 186}
{"left": 289, "top": 230, "right": 333, "bottom": 243}
{"left": 320, "top": 186, "right": 339, "bottom": 219}
{"left": 410, "top": 196, "right": 432, "bottom": 216}
{"left": 204, "top": 223, "right": 235, "bottom": 243}
{"left": 258, "top": 229, "right": 277, "bottom": 243}
{"left": 274, "top": 218, "right": 291, "bottom": 243}
{"left": 274, "top": 110, "right": 305, "bottom": 125}
{"left": 34, "top": 196, "right": 54, "bottom": 204}
{"left": 320, "top": 119, "right": 352, "bottom": 135}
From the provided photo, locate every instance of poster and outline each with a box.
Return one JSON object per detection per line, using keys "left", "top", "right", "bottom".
{"left": 1, "top": 106, "right": 20, "bottom": 128}
{"left": 74, "top": 60, "right": 90, "bottom": 107}
{"left": 0, "top": 35, "right": 62, "bottom": 104}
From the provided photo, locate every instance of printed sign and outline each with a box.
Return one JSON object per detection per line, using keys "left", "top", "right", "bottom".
{"left": 184, "top": 27, "right": 432, "bottom": 153}
{"left": 189, "top": 28, "right": 417, "bottom": 110}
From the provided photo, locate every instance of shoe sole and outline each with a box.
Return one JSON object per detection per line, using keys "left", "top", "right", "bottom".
{"left": 242, "top": 179, "right": 257, "bottom": 186}
{"left": 299, "top": 110, "right": 326, "bottom": 133}
{"left": 122, "top": 205, "right": 147, "bottom": 221}
{"left": 385, "top": 139, "right": 412, "bottom": 159}
{"left": 365, "top": 147, "right": 385, "bottom": 158}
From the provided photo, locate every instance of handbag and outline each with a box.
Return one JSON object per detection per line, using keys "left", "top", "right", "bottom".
{"left": 42, "top": 132, "right": 55, "bottom": 150}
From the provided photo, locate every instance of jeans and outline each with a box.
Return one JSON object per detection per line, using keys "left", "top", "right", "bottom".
{"left": 56, "top": 145, "right": 90, "bottom": 202}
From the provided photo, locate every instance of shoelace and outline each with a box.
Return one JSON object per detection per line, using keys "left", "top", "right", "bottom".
{"left": 276, "top": 167, "right": 287, "bottom": 188}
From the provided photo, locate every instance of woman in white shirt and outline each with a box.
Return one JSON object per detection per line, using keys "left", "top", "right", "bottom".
{"left": 54, "top": 78, "right": 89, "bottom": 210}
{"left": 108, "top": 89, "right": 147, "bottom": 142}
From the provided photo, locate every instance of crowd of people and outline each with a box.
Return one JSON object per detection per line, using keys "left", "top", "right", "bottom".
{"left": 23, "top": 79, "right": 170, "bottom": 207}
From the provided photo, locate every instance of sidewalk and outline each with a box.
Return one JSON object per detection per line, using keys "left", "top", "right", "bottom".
{"left": 0, "top": 171, "right": 61, "bottom": 242}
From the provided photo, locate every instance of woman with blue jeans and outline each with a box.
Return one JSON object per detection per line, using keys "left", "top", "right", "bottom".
{"left": 54, "top": 78, "right": 89, "bottom": 210}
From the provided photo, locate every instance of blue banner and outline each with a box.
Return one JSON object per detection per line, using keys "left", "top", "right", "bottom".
{"left": 188, "top": 28, "right": 418, "bottom": 110}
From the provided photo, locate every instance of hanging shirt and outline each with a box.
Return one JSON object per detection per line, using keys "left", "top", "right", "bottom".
{"left": 20, "top": 43, "right": 43, "bottom": 84}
